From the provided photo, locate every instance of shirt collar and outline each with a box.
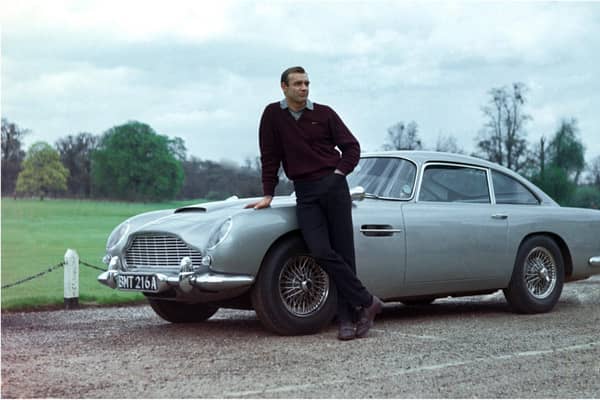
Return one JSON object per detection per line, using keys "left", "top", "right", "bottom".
{"left": 280, "top": 98, "right": 314, "bottom": 111}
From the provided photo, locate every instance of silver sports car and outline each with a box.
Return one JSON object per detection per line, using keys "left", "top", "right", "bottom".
{"left": 98, "top": 151, "right": 600, "bottom": 335}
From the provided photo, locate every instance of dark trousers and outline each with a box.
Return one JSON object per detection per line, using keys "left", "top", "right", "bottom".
{"left": 294, "top": 172, "right": 373, "bottom": 322}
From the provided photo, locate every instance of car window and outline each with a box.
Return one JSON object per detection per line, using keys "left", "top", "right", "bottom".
{"left": 419, "top": 165, "right": 490, "bottom": 203}
{"left": 347, "top": 157, "right": 416, "bottom": 199}
{"left": 492, "top": 171, "right": 539, "bottom": 205}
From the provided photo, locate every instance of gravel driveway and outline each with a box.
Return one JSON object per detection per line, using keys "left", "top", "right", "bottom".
{"left": 2, "top": 276, "right": 599, "bottom": 398}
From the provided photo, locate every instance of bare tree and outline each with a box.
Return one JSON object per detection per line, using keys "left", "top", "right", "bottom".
{"left": 588, "top": 155, "right": 600, "bottom": 187}
{"left": 56, "top": 132, "right": 98, "bottom": 197}
{"left": 435, "top": 134, "right": 464, "bottom": 154}
{"left": 383, "top": 121, "right": 422, "bottom": 151}
{"left": 1, "top": 118, "right": 29, "bottom": 196}
{"left": 476, "top": 83, "right": 531, "bottom": 172}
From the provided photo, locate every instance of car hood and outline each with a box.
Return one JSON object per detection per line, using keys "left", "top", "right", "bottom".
{"left": 124, "top": 195, "right": 298, "bottom": 252}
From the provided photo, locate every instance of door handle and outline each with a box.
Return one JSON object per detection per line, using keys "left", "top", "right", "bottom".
{"left": 360, "top": 224, "right": 402, "bottom": 237}
{"left": 492, "top": 214, "right": 508, "bottom": 220}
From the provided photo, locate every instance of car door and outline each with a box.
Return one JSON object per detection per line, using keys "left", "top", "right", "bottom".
{"left": 347, "top": 156, "right": 417, "bottom": 298}
{"left": 402, "top": 163, "right": 510, "bottom": 290}
{"left": 353, "top": 200, "right": 406, "bottom": 298}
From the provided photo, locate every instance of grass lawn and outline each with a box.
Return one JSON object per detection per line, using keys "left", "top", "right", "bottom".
{"left": 1, "top": 197, "right": 205, "bottom": 310}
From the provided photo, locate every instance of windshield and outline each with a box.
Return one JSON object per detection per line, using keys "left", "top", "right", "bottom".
{"left": 346, "top": 157, "right": 417, "bottom": 199}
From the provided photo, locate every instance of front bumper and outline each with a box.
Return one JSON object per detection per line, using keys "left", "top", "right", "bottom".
{"left": 589, "top": 256, "right": 600, "bottom": 268}
{"left": 97, "top": 269, "right": 255, "bottom": 293}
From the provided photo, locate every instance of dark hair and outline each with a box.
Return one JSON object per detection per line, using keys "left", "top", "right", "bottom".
{"left": 281, "top": 66, "right": 306, "bottom": 85}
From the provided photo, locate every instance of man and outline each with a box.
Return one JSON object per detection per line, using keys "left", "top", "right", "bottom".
{"left": 246, "top": 66, "right": 383, "bottom": 340}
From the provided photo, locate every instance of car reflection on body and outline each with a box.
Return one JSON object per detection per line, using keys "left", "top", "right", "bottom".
{"left": 98, "top": 151, "right": 600, "bottom": 335}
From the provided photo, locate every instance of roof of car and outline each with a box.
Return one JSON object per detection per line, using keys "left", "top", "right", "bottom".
{"left": 361, "top": 150, "right": 494, "bottom": 167}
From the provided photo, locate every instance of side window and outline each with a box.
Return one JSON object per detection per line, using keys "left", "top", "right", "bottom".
{"left": 492, "top": 171, "right": 539, "bottom": 205}
{"left": 419, "top": 165, "right": 490, "bottom": 203}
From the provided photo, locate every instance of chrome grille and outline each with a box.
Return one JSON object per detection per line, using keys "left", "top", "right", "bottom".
{"left": 124, "top": 234, "right": 202, "bottom": 270}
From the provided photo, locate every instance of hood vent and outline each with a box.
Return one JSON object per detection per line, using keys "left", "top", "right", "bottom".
{"left": 174, "top": 206, "right": 207, "bottom": 213}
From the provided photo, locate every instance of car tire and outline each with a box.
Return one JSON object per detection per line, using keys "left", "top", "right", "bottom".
{"left": 503, "top": 235, "right": 565, "bottom": 314}
{"left": 400, "top": 297, "right": 436, "bottom": 306}
{"left": 251, "top": 236, "right": 338, "bottom": 335}
{"left": 147, "top": 299, "right": 219, "bottom": 323}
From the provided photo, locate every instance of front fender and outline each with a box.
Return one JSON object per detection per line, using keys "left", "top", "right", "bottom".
{"left": 208, "top": 206, "right": 299, "bottom": 276}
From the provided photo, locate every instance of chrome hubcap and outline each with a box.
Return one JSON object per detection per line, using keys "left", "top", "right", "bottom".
{"left": 278, "top": 255, "right": 329, "bottom": 317}
{"left": 524, "top": 246, "right": 557, "bottom": 299}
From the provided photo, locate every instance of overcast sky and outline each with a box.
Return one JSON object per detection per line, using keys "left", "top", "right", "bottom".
{"left": 2, "top": 1, "right": 600, "bottom": 167}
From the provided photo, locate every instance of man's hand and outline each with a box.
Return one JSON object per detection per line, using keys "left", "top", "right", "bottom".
{"left": 245, "top": 195, "right": 273, "bottom": 209}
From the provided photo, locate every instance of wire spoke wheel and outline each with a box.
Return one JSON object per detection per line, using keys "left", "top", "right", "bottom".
{"left": 278, "top": 255, "right": 329, "bottom": 317}
{"left": 524, "top": 246, "right": 557, "bottom": 299}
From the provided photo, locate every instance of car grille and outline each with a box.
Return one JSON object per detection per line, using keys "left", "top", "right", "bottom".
{"left": 124, "top": 234, "right": 202, "bottom": 270}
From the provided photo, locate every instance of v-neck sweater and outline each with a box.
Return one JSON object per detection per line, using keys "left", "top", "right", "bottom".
{"left": 259, "top": 101, "right": 360, "bottom": 196}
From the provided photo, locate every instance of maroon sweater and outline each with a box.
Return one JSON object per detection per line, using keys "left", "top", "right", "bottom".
{"left": 259, "top": 101, "right": 361, "bottom": 196}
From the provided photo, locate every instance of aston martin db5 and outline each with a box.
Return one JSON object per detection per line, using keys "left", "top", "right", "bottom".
{"left": 98, "top": 151, "right": 600, "bottom": 334}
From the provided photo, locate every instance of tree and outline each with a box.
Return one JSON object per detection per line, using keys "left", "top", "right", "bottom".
{"left": 530, "top": 165, "right": 575, "bottom": 206}
{"left": 435, "top": 134, "right": 464, "bottom": 154}
{"left": 382, "top": 121, "right": 422, "bottom": 150}
{"left": 571, "top": 185, "right": 600, "bottom": 209}
{"left": 547, "top": 118, "right": 585, "bottom": 184}
{"left": 168, "top": 136, "right": 187, "bottom": 162}
{"left": 588, "top": 155, "right": 600, "bottom": 187}
{"left": 56, "top": 132, "right": 98, "bottom": 197}
{"left": 1, "top": 118, "right": 28, "bottom": 196}
{"left": 91, "top": 121, "right": 184, "bottom": 201}
{"left": 476, "top": 83, "right": 532, "bottom": 172}
{"left": 15, "top": 142, "right": 69, "bottom": 200}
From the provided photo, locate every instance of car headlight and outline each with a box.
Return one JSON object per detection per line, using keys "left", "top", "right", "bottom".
{"left": 106, "top": 220, "right": 130, "bottom": 250}
{"left": 206, "top": 217, "right": 232, "bottom": 250}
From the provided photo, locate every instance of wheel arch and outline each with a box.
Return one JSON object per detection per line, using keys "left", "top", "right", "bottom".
{"left": 518, "top": 232, "right": 573, "bottom": 279}
{"left": 255, "top": 229, "right": 304, "bottom": 277}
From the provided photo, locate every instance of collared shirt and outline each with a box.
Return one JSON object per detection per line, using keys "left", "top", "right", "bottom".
{"left": 280, "top": 98, "right": 314, "bottom": 121}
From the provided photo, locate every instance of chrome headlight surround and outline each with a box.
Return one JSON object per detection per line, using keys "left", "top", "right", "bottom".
{"left": 106, "top": 220, "right": 131, "bottom": 251}
{"left": 206, "top": 217, "right": 233, "bottom": 250}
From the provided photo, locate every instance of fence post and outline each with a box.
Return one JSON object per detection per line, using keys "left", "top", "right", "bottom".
{"left": 64, "top": 249, "right": 79, "bottom": 309}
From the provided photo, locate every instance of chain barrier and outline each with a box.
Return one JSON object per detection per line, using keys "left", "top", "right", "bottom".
{"left": 1, "top": 262, "right": 65, "bottom": 289}
{"left": 1, "top": 259, "right": 106, "bottom": 290}
{"left": 79, "top": 260, "right": 106, "bottom": 272}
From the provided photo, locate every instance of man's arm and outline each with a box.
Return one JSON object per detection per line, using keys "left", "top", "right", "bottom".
{"left": 329, "top": 108, "right": 360, "bottom": 175}
{"left": 246, "top": 105, "right": 281, "bottom": 209}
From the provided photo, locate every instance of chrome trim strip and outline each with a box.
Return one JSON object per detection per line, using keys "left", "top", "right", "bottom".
{"left": 589, "top": 256, "right": 600, "bottom": 267}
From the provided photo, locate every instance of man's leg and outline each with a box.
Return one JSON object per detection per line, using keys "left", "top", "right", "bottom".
{"left": 295, "top": 178, "right": 372, "bottom": 312}
{"left": 326, "top": 175, "right": 359, "bottom": 323}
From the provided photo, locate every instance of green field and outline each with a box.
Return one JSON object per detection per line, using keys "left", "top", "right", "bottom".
{"left": 1, "top": 198, "right": 205, "bottom": 310}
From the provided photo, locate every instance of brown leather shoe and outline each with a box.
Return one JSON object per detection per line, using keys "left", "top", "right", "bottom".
{"left": 337, "top": 321, "right": 356, "bottom": 341}
{"left": 355, "top": 296, "right": 383, "bottom": 338}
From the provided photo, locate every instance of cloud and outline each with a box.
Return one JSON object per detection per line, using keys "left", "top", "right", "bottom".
{"left": 2, "top": 1, "right": 599, "bottom": 164}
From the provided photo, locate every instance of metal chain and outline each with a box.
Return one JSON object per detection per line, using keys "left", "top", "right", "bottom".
{"left": 1, "top": 262, "right": 65, "bottom": 289}
{"left": 2, "top": 259, "right": 106, "bottom": 290}
{"left": 79, "top": 260, "right": 106, "bottom": 272}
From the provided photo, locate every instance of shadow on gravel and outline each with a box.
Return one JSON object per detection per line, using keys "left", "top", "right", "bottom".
{"left": 379, "top": 299, "right": 511, "bottom": 322}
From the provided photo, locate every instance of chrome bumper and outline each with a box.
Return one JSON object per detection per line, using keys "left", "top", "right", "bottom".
{"left": 589, "top": 256, "right": 600, "bottom": 268}
{"left": 97, "top": 269, "right": 255, "bottom": 293}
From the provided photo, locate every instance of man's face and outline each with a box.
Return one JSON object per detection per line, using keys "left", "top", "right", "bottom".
{"left": 281, "top": 73, "right": 310, "bottom": 105}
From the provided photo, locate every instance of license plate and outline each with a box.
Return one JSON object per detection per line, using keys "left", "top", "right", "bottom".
{"left": 117, "top": 274, "right": 159, "bottom": 292}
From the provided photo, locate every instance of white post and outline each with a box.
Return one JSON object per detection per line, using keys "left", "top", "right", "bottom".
{"left": 64, "top": 249, "right": 79, "bottom": 309}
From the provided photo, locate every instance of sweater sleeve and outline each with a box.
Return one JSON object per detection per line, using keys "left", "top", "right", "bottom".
{"left": 329, "top": 108, "right": 360, "bottom": 175}
{"left": 259, "top": 105, "right": 281, "bottom": 196}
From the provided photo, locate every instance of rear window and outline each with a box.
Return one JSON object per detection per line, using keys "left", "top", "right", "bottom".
{"left": 492, "top": 171, "right": 539, "bottom": 205}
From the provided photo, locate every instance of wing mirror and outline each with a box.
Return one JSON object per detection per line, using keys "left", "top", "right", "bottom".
{"left": 350, "top": 186, "right": 365, "bottom": 201}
